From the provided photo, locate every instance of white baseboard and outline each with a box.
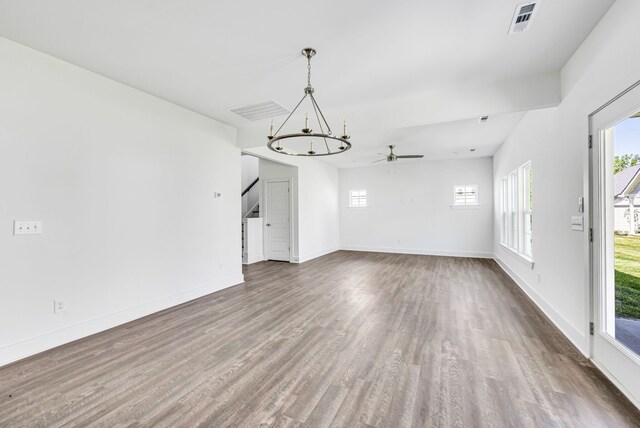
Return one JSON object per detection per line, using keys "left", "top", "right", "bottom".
{"left": 341, "top": 245, "right": 493, "bottom": 259}
{"left": 243, "top": 253, "right": 264, "bottom": 265}
{"left": 493, "top": 256, "right": 588, "bottom": 356}
{"left": 298, "top": 246, "right": 340, "bottom": 263}
{"left": 0, "top": 273, "right": 244, "bottom": 368}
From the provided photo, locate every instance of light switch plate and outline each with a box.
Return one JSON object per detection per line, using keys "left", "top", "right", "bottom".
{"left": 54, "top": 299, "right": 66, "bottom": 314}
{"left": 571, "top": 216, "right": 584, "bottom": 231}
{"left": 14, "top": 221, "right": 43, "bottom": 235}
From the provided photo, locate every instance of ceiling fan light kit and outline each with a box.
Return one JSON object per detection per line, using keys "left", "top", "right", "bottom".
{"left": 267, "top": 48, "right": 351, "bottom": 156}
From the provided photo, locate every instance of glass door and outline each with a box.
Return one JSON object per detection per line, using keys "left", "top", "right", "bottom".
{"left": 591, "top": 82, "right": 640, "bottom": 406}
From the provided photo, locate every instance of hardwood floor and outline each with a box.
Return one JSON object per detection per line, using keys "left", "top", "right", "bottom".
{"left": 1, "top": 251, "right": 639, "bottom": 427}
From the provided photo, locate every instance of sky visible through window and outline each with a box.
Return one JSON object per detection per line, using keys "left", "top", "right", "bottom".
{"left": 613, "top": 115, "right": 640, "bottom": 155}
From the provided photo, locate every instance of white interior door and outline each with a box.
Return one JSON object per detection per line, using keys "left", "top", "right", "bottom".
{"left": 591, "top": 81, "right": 640, "bottom": 407}
{"left": 265, "top": 180, "right": 291, "bottom": 261}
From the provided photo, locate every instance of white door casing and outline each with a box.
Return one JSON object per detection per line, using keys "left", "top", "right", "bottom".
{"left": 590, "top": 81, "right": 640, "bottom": 408}
{"left": 265, "top": 180, "right": 291, "bottom": 261}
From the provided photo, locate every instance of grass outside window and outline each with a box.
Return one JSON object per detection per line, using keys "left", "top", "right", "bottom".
{"left": 615, "top": 235, "right": 640, "bottom": 319}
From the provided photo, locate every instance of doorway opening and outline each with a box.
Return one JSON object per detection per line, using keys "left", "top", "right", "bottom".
{"left": 240, "top": 153, "right": 297, "bottom": 264}
{"left": 591, "top": 81, "right": 640, "bottom": 406}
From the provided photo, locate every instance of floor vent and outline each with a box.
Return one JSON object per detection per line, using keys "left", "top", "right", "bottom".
{"left": 229, "top": 100, "right": 289, "bottom": 121}
{"left": 509, "top": 2, "right": 539, "bottom": 34}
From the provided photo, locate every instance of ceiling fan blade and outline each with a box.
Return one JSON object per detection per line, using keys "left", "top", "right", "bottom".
{"left": 395, "top": 155, "right": 424, "bottom": 159}
{"left": 371, "top": 158, "right": 387, "bottom": 163}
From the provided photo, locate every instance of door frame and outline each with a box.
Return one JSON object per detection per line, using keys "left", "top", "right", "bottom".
{"left": 588, "top": 79, "right": 640, "bottom": 409}
{"left": 262, "top": 177, "right": 294, "bottom": 262}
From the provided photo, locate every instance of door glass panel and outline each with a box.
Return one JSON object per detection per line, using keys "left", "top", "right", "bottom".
{"left": 610, "top": 111, "right": 640, "bottom": 356}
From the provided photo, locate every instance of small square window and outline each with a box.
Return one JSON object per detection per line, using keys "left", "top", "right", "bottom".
{"left": 349, "top": 190, "right": 367, "bottom": 208}
{"left": 453, "top": 185, "right": 478, "bottom": 206}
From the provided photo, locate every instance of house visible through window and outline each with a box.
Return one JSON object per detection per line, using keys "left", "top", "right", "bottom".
{"left": 500, "top": 161, "right": 533, "bottom": 261}
{"left": 349, "top": 190, "right": 367, "bottom": 208}
{"left": 453, "top": 185, "right": 478, "bottom": 206}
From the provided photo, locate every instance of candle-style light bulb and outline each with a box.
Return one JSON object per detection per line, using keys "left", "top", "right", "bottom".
{"left": 343, "top": 119, "right": 347, "bottom": 136}
{"left": 305, "top": 112, "right": 309, "bottom": 129}
{"left": 269, "top": 119, "right": 274, "bottom": 137}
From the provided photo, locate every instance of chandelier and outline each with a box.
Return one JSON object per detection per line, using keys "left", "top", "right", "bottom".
{"left": 267, "top": 48, "right": 351, "bottom": 156}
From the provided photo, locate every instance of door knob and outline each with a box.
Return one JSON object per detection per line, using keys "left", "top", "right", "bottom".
{"left": 266, "top": 223, "right": 271, "bottom": 226}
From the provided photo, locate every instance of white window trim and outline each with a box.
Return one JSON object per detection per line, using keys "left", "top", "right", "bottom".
{"left": 500, "top": 177, "right": 508, "bottom": 245}
{"left": 450, "top": 184, "right": 480, "bottom": 209}
{"left": 450, "top": 204, "right": 482, "bottom": 210}
{"left": 348, "top": 189, "right": 367, "bottom": 208}
{"left": 500, "top": 161, "right": 534, "bottom": 266}
{"left": 500, "top": 242, "right": 535, "bottom": 268}
{"left": 521, "top": 161, "right": 533, "bottom": 259}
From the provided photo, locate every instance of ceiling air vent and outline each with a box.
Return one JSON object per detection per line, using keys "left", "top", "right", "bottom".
{"left": 229, "top": 100, "right": 289, "bottom": 121}
{"left": 509, "top": 2, "right": 539, "bottom": 34}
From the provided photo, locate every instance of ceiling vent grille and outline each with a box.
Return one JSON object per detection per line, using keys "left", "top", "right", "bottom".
{"left": 509, "top": 2, "right": 539, "bottom": 34}
{"left": 229, "top": 100, "right": 289, "bottom": 121}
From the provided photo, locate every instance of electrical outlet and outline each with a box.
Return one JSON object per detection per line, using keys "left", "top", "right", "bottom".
{"left": 54, "top": 300, "right": 66, "bottom": 314}
{"left": 218, "top": 263, "right": 223, "bottom": 270}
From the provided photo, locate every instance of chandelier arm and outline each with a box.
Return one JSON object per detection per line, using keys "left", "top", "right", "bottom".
{"left": 267, "top": 133, "right": 351, "bottom": 156}
{"left": 309, "top": 93, "right": 333, "bottom": 136}
{"left": 309, "top": 96, "right": 331, "bottom": 154}
{"left": 272, "top": 93, "right": 308, "bottom": 138}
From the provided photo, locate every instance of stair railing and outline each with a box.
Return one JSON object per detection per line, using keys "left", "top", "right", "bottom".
{"left": 242, "top": 177, "right": 259, "bottom": 197}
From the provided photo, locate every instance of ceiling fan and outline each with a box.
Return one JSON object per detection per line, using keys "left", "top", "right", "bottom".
{"left": 372, "top": 145, "right": 424, "bottom": 163}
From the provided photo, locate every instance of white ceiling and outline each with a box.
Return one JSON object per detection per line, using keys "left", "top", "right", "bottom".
{"left": 0, "top": 0, "right": 614, "bottom": 167}
{"left": 327, "top": 112, "right": 527, "bottom": 168}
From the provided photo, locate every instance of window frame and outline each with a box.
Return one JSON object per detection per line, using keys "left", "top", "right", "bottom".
{"left": 348, "top": 189, "right": 367, "bottom": 208}
{"left": 452, "top": 184, "right": 479, "bottom": 207}
{"left": 500, "top": 161, "right": 534, "bottom": 264}
{"left": 521, "top": 162, "right": 533, "bottom": 258}
{"left": 500, "top": 177, "right": 508, "bottom": 245}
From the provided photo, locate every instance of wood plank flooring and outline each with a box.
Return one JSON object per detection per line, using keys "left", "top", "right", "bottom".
{"left": 1, "top": 251, "right": 640, "bottom": 427}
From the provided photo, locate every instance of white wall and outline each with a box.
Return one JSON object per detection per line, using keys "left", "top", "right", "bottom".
{"left": 493, "top": 0, "right": 640, "bottom": 357}
{"left": 340, "top": 158, "right": 493, "bottom": 257}
{"left": 297, "top": 159, "right": 340, "bottom": 262}
{"left": 0, "top": 38, "right": 243, "bottom": 366}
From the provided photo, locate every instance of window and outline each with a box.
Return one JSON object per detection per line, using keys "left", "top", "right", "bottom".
{"left": 349, "top": 190, "right": 367, "bottom": 208}
{"left": 500, "top": 177, "right": 508, "bottom": 244}
{"left": 500, "top": 161, "right": 533, "bottom": 261}
{"left": 453, "top": 185, "right": 478, "bottom": 206}
{"left": 508, "top": 170, "right": 518, "bottom": 249}
{"left": 522, "top": 162, "right": 533, "bottom": 258}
